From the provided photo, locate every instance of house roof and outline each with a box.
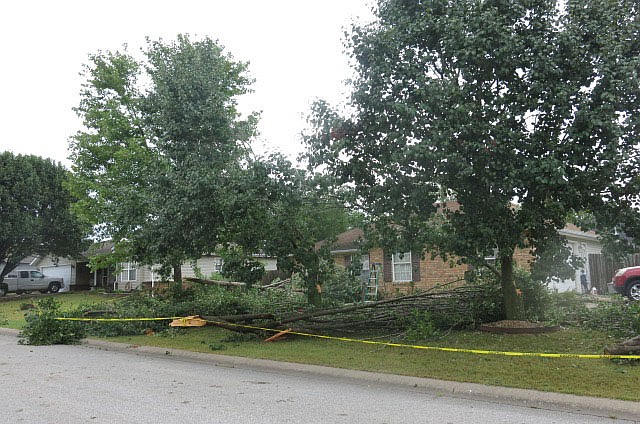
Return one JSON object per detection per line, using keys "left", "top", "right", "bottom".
{"left": 316, "top": 227, "right": 365, "bottom": 253}
{"left": 558, "top": 223, "right": 599, "bottom": 242}
{"left": 326, "top": 223, "right": 600, "bottom": 253}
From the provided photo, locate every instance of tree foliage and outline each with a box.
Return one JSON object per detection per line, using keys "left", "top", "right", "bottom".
{"left": 223, "top": 154, "right": 359, "bottom": 304}
{"left": 304, "top": 0, "right": 640, "bottom": 318}
{"left": 260, "top": 156, "right": 357, "bottom": 304}
{"left": 69, "top": 35, "right": 258, "bottom": 279}
{"left": 0, "top": 152, "right": 85, "bottom": 281}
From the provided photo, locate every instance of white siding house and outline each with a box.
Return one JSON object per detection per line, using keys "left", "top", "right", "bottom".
{"left": 113, "top": 254, "right": 279, "bottom": 291}
{"left": 549, "top": 224, "right": 602, "bottom": 293}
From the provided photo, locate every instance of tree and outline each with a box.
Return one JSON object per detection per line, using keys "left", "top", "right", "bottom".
{"left": 69, "top": 35, "right": 258, "bottom": 281}
{"left": 0, "top": 152, "right": 85, "bottom": 281}
{"left": 216, "top": 154, "right": 359, "bottom": 304}
{"left": 260, "top": 156, "right": 357, "bottom": 304}
{"left": 304, "top": 0, "right": 640, "bottom": 319}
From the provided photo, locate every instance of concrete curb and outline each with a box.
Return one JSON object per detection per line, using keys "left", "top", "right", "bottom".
{"left": 2, "top": 327, "right": 638, "bottom": 421}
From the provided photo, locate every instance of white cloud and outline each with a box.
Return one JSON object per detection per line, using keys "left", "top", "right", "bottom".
{"left": 0, "top": 0, "right": 374, "bottom": 166}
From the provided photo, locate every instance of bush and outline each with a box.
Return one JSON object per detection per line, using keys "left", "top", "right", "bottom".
{"left": 404, "top": 310, "right": 441, "bottom": 341}
{"left": 321, "top": 268, "right": 363, "bottom": 305}
{"left": 19, "top": 298, "right": 86, "bottom": 345}
{"left": 464, "top": 266, "right": 552, "bottom": 323}
{"left": 514, "top": 267, "right": 551, "bottom": 322}
{"left": 41, "top": 283, "right": 308, "bottom": 339}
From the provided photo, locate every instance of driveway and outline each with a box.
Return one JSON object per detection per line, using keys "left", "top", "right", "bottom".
{"left": 0, "top": 330, "right": 637, "bottom": 423}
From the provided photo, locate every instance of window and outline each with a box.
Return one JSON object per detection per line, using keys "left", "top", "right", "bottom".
{"left": 361, "top": 255, "right": 370, "bottom": 271}
{"left": 120, "top": 262, "right": 137, "bottom": 281}
{"left": 392, "top": 252, "right": 412, "bottom": 283}
{"left": 30, "top": 271, "right": 44, "bottom": 278}
{"left": 213, "top": 258, "right": 223, "bottom": 273}
{"left": 19, "top": 271, "right": 29, "bottom": 279}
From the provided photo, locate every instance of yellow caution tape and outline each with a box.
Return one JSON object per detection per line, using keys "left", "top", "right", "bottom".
{"left": 56, "top": 317, "right": 181, "bottom": 322}
{"left": 56, "top": 316, "right": 640, "bottom": 360}
{"left": 205, "top": 320, "right": 640, "bottom": 360}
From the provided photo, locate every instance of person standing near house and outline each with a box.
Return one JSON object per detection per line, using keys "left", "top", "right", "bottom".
{"left": 580, "top": 270, "right": 589, "bottom": 293}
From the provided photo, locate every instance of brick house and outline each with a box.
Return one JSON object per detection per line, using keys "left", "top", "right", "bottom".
{"left": 327, "top": 225, "right": 601, "bottom": 296}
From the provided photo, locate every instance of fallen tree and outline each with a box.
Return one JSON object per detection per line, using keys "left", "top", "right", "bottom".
{"left": 202, "top": 282, "right": 492, "bottom": 336}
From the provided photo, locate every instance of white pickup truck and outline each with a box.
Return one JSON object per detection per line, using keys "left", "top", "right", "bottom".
{"left": 0, "top": 269, "right": 64, "bottom": 296}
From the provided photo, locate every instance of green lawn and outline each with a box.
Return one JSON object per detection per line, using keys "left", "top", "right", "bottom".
{"left": 1, "top": 292, "right": 638, "bottom": 401}
{"left": 0, "top": 292, "right": 115, "bottom": 329}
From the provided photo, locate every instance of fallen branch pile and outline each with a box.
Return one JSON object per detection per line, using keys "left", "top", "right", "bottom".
{"left": 204, "top": 284, "right": 490, "bottom": 335}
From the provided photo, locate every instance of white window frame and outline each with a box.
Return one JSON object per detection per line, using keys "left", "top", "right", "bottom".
{"left": 213, "top": 258, "right": 223, "bottom": 273}
{"left": 392, "top": 252, "right": 412, "bottom": 283}
{"left": 120, "top": 262, "right": 137, "bottom": 282}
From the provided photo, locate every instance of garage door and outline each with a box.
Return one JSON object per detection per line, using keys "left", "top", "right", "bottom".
{"left": 40, "top": 265, "right": 72, "bottom": 292}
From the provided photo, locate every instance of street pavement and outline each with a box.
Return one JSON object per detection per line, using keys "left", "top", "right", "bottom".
{"left": 0, "top": 328, "right": 637, "bottom": 423}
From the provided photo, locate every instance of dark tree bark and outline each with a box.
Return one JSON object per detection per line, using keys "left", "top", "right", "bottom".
{"left": 500, "top": 254, "right": 524, "bottom": 320}
{"left": 173, "top": 264, "right": 182, "bottom": 286}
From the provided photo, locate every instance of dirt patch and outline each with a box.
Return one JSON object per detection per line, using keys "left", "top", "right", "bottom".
{"left": 479, "top": 320, "right": 561, "bottom": 334}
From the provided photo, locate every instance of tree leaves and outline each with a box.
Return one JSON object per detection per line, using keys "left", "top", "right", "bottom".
{"left": 69, "top": 35, "right": 258, "bottom": 275}
{"left": 305, "top": 0, "right": 640, "bottom": 317}
{"left": 0, "top": 152, "right": 86, "bottom": 280}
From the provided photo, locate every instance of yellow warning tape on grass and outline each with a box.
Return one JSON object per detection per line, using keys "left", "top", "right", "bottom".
{"left": 56, "top": 317, "right": 180, "bottom": 322}
{"left": 56, "top": 316, "right": 640, "bottom": 360}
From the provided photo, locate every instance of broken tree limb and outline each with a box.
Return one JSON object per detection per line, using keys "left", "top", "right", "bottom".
{"left": 201, "top": 313, "right": 275, "bottom": 323}
{"left": 197, "top": 281, "right": 486, "bottom": 336}
{"left": 262, "top": 282, "right": 477, "bottom": 330}
{"left": 258, "top": 278, "right": 291, "bottom": 290}
{"left": 184, "top": 277, "right": 246, "bottom": 287}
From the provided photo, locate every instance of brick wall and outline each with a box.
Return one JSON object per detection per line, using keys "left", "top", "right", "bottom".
{"left": 369, "top": 248, "right": 467, "bottom": 296}
{"left": 343, "top": 245, "right": 537, "bottom": 298}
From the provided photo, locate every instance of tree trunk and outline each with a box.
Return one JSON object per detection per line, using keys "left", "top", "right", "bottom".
{"left": 307, "top": 284, "right": 322, "bottom": 305}
{"left": 500, "top": 254, "right": 524, "bottom": 320}
{"left": 0, "top": 257, "right": 19, "bottom": 283}
{"left": 173, "top": 264, "right": 182, "bottom": 287}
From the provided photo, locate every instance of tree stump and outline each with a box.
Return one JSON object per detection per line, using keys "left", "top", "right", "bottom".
{"left": 604, "top": 335, "right": 640, "bottom": 355}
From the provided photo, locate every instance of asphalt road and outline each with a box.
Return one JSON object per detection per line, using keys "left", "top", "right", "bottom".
{"left": 0, "top": 331, "right": 637, "bottom": 423}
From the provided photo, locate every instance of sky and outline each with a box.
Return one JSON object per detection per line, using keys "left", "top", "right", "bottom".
{"left": 0, "top": 0, "right": 375, "bottom": 167}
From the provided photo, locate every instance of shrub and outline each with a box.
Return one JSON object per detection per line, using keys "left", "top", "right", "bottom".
{"left": 321, "top": 268, "right": 363, "bottom": 305}
{"left": 514, "top": 267, "right": 551, "bottom": 322}
{"left": 464, "top": 266, "right": 552, "bottom": 323}
{"left": 404, "top": 310, "right": 441, "bottom": 341}
{"left": 19, "top": 298, "right": 86, "bottom": 345}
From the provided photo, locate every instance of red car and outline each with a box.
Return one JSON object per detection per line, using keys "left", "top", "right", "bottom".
{"left": 610, "top": 266, "right": 640, "bottom": 301}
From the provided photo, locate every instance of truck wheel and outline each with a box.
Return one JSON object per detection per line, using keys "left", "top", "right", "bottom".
{"left": 0, "top": 285, "right": 6, "bottom": 297}
{"left": 48, "top": 282, "right": 61, "bottom": 294}
{"left": 626, "top": 281, "right": 640, "bottom": 301}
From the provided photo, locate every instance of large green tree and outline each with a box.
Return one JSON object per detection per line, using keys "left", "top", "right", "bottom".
{"left": 258, "top": 155, "right": 358, "bottom": 304}
{"left": 69, "top": 35, "right": 258, "bottom": 280}
{"left": 0, "top": 152, "right": 85, "bottom": 281}
{"left": 210, "top": 154, "right": 359, "bottom": 303}
{"left": 305, "top": 0, "right": 640, "bottom": 318}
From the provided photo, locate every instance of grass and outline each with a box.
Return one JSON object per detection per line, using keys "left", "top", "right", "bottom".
{"left": 0, "top": 292, "right": 118, "bottom": 329}
{"left": 1, "top": 292, "right": 638, "bottom": 401}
